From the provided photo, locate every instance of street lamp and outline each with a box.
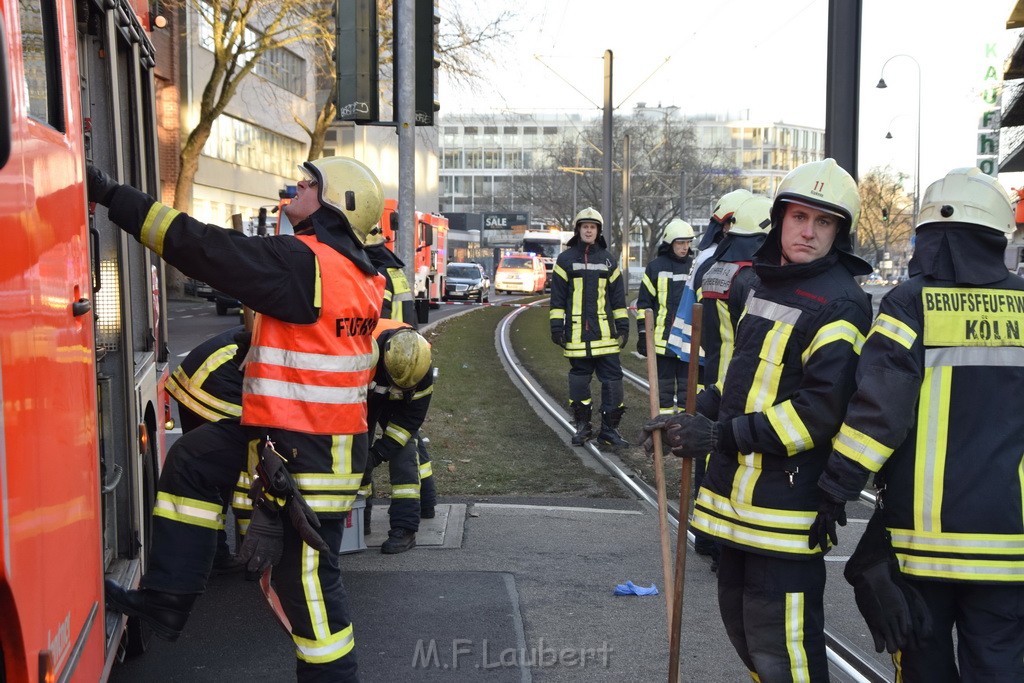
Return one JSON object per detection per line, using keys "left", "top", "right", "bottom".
{"left": 877, "top": 54, "right": 922, "bottom": 228}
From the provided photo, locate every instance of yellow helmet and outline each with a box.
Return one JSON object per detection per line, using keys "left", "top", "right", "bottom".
{"left": 917, "top": 167, "right": 1014, "bottom": 234}
{"left": 383, "top": 328, "right": 432, "bottom": 389}
{"left": 302, "top": 156, "right": 385, "bottom": 246}
{"left": 712, "top": 189, "right": 753, "bottom": 224}
{"left": 573, "top": 207, "right": 603, "bottom": 229}
{"left": 772, "top": 158, "right": 860, "bottom": 232}
{"left": 728, "top": 195, "right": 772, "bottom": 236}
{"left": 662, "top": 218, "right": 695, "bottom": 244}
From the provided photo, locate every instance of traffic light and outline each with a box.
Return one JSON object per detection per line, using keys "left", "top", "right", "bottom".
{"left": 415, "top": 0, "right": 440, "bottom": 126}
{"left": 336, "top": 0, "right": 379, "bottom": 123}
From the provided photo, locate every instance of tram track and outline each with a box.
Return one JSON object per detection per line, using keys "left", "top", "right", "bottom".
{"left": 496, "top": 303, "right": 890, "bottom": 683}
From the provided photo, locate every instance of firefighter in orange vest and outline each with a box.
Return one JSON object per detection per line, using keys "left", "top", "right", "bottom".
{"left": 360, "top": 319, "right": 434, "bottom": 553}
{"left": 90, "top": 156, "right": 385, "bottom": 682}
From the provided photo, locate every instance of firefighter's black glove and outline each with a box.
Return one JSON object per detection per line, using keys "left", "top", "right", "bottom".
{"left": 635, "top": 333, "right": 647, "bottom": 357}
{"left": 617, "top": 328, "right": 629, "bottom": 350}
{"left": 845, "top": 511, "right": 934, "bottom": 654}
{"left": 807, "top": 491, "right": 847, "bottom": 551}
{"left": 250, "top": 441, "right": 330, "bottom": 553}
{"left": 238, "top": 506, "right": 284, "bottom": 575}
{"left": 86, "top": 164, "right": 119, "bottom": 206}
{"left": 640, "top": 413, "right": 721, "bottom": 459}
{"left": 638, "top": 413, "right": 672, "bottom": 455}
{"left": 550, "top": 329, "right": 565, "bottom": 348}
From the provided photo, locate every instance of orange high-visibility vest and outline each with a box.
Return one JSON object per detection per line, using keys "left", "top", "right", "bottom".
{"left": 242, "top": 235, "right": 385, "bottom": 434}
{"left": 372, "top": 318, "right": 412, "bottom": 340}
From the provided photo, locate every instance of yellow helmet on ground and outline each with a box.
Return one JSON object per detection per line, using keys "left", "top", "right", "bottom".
{"left": 662, "top": 218, "right": 695, "bottom": 244}
{"left": 301, "top": 156, "right": 385, "bottom": 246}
{"left": 917, "top": 167, "right": 1014, "bottom": 235}
{"left": 383, "top": 328, "right": 432, "bottom": 389}
{"left": 728, "top": 195, "right": 772, "bottom": 236}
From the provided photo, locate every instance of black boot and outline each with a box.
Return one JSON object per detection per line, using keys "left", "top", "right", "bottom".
{"left": 598, "top": 407, "right": 630, "bottom": 448}
{"left": 570, "top": 402, "right": 593, "bottom": 446}
{"left": 104, "top": 580, "right": 198, "bottom": 641}
{"left": 381, "top": 528, "right": 417, "bottom": 554}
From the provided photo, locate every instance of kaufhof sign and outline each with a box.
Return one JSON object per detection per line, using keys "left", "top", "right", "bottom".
{"left": 978, "top": 41, "right": 1001, "bottom": 176}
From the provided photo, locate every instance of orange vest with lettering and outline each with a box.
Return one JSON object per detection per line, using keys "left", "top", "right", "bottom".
{"left": 242, "top": 235, "right": 385, "bottom": 434}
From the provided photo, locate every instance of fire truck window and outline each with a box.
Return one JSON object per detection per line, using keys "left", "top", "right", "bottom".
{"left": 18, "top": 0, "right": 63, "bottom": 130}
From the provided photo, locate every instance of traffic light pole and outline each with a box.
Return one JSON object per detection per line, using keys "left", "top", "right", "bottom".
{"left": 396, "top": 0, "right": 416, "bottom": 280}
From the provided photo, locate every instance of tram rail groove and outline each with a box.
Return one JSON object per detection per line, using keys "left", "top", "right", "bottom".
{"left": 498, "top": 304, "right": 889, "bottom": 683}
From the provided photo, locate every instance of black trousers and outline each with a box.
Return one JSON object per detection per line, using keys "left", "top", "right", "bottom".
{"left": 568, "top": 354, "right": 624, "bottom": 411}
{"left": 717, "top": 545, "right": 828, "bottom": 682}
{"left": 655, "top": 353, "right": 693, "bottom": 412}
{"left": 894, "top": 579, "right": 1024, "bottom": 683}
{"left": 144, "top": 421, "right": 362, "bottom": 682}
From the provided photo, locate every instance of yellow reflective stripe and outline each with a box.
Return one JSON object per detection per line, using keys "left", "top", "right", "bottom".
{"left": 312, "top": 256, "right": 322, "bottom": 309}
{"left": 896, "top": 554, "right": 1024, "bottom": 582}
{"left": 733, "top": 453, "right": 764, "bottom": 506}
{"left": 388, "top": 267, "right": 411, "bottom": 294}
{"left": 304, "top": 494, "right": 357, "bottom": 513}
{"left": 412, "top": 386, "right": 433, "bottom": 401}
{"left": 870, "top": 313, "right": 917, "bottom": 349}
{"left": 244, "top": 377, "right": 367, "bottom": 406}
{"left": 801, "top": 320, "right": 864, "bottom": 365}
{"left": 249, "top": 346, "right": 375, "bottom": 373}
{"left": 917, "top": 365, "right": 951, "bottom": 533}
{"left": 331, "top": 435, "right": 354, "bottom": 477}
{"left": 692, "top": 489, "right": 821, "bottom": 555}
{"left": 764, "top": 400, "right": 813, "bottom": 456}
{"left": 746, "top": 321, "right": 791, "bottom": 413}
{"left": 299, "top": 540, "right": 329, "bottom": 647}
{"left": 549, "top": 308, "right": 565, "bottom": 319}
{"left": 553, "top": 263, "right": 567, "bottom": 280}
{"left": 296, "top": 623, "right": 356, "bottom": 664}
{"left": 641, "top": 273, "right": 656, "bottom": 295}
{"left": 140, "top": 203, "right": 179, "bottom": 254}
{"left": 785, "top": 593, "right": 811, "bottom": 682}
{"left": 170, "top": 386, "right": 235, "bottom": 423}
{"left": 154, "top": 493, "right": 224, "bottom": 529}
{"left": 891, "top": 528, "right": 1024, "bottom": 553}
{"left": 232, "top": 491, "right": 253, "bottom": 510}
{"left": 834, "top": 423, "right": 892, "bottom": 471}
{"left": 294, "top": 472, "right": 363, "bottom": 490}
{"left": 596, "top": 280, "right": 611, "bottom": 338}
{"left": 419, "top": 462, "right": 432, "bottom": 477}
{"left": 612, "top": 307, "right": 629, "bottom": 320}
{"left": 609, "top": 267, "right": 621, "bottom": 283}
{"left": 571, "top": 286, "right": 583, "bottom": 343}
{"left": 382, "top": 289, "right": 394, "bottom": 302}
{"left": 392, "top": 484, "right": 420, "bottom": 499}
{"left": 384, "top": 423, "right": 412, "bottom": 446}
{"left": 715, "top": 300, "right": 734, "bottom": 381}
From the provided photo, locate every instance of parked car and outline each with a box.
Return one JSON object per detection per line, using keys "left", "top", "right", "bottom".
{"left": 443, "top": 262, "right": 490, "bottom": 303}
{"left": 494, "top": 253, "right": 546, "bottom": 294}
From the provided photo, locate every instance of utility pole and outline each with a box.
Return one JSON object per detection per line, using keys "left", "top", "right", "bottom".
{"left": 622, "top": 134, "right": 631, "bottom": 290}
{"left": 602, "top": 50, "right": 614, "bottom": 253}
{"left": 396, "top": 0, "right": 416, "bottom": 279}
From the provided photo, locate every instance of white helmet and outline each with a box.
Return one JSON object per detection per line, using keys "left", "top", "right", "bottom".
{"left": 302, "top": 156, "right": 385, "bottom": 246}
{"left": 573, "top": 206, "right": 603, "bottom": 229}
{"left": 727, "top": 195, "right": 772, "bottom": 236}
{"left": 712, "top": 189, "right": 753, "bottom": 224}
{"left": 917, "top": 167, "right": 1014, "bottom": 235}
{"left": 661, "top": 218, "right": 695, "bottom": 244}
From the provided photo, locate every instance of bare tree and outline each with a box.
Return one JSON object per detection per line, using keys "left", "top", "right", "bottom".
{"left": 856, "top": 165, "right": 915, "bottom": 268}
{"left": 170, "top": 0, "right": 334, "bottom": 210}
{"left": 300, "top": 1, "right": 515, "bottom": 160}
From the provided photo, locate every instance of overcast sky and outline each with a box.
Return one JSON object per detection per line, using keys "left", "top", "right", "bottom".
{"left": 441, "top": 0, "right": 1021, "bottom": 192}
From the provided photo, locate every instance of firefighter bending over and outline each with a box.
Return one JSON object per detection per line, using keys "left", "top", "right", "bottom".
{"left": 91, "top": 155, "right": 385, "bottom": 682}
{"left": 814, "top": 168, "right": 1024, "bottom": 681}
{"left": 550, "top": 207, "right": 631, "bottom": 447}
{"left": 360, "top": 320, "right": 435, "bottom": 553}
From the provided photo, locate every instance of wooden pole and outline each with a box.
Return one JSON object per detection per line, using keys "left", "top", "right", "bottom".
{"left": 668, "top": 302, "right": 702, "bottom": 683}
{"left": 643, "top": 310, "right": 674, "bottom": 644}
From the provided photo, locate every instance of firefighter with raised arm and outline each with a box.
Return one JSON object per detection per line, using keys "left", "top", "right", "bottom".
{"left": 550, "top": 207, "right": 631, "bottom": 447}
{"left": 642, "top": 159, "right": 873, "bottom": 681}
{"left": 635, "top": 218, "right": 696, "bottom": 413}
{"left": 359, "top": 320, "right": 434, "bottom": 553}
{"left": 814, "top": 168, "right": 1024, "bottom": 679}
{"left": 90, "top": 156, "right": 385, "bottom": 682}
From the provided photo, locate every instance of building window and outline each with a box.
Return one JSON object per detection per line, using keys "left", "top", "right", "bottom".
{"left": 543, "top": 126, "right": 558, "bottom": 135}
{"left": 483, "top": 150, "right": 501, "bottom": 169}
{"left": 503, "top": 126, "right": 518, "bottom": 134}
{"left": 484, "top": 126, "right": 498, "bottom": 134}
{"left": 442, "top": 150, "right": 463, "bottom": 168}
{"left": 202, "top": 115, "right": 304, "bottom": 176}
{"left": 465, "top": 150, "right": 483, "bottom": 169}
{"left": 523, "top": 126, "right": 537, "bottom": 135}
{"left": 444, "top": 126, "right": 459, "bottom": 134}
{"left": 464, "top": 126, "right": 478, "bottom": 135}
{"left": 503, "top": 150, "right": 521, "bottom": 169}
{"left": 19, "top": 0, "right": 63, "bottom": 128}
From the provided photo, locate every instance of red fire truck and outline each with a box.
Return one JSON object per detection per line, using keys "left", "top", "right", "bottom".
{"left": 1, "top": 0, "right": 170, "bottom": 679}
{"left": 380, "top": 199, "right": 448, "bottom": 310}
